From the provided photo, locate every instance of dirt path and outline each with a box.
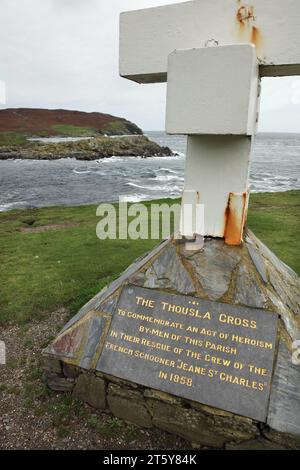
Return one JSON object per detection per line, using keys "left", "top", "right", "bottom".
{"left": 0, "top": 309, "right": 187, "bottom": 450}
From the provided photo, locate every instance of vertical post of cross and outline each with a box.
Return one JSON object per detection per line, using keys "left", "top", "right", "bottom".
{"left": 166, "top": 44, "right": 259, "bottom": 245}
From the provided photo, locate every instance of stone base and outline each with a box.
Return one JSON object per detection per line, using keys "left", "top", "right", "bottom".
{"left": 43, "top": 229, "right": 300, "bottom": 448}
{"left": 43, "top": 360, "right": 300, "bottom": 449}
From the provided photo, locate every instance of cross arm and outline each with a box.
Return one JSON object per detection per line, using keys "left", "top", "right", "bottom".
{"left": 120, "top": 0, "right": 300, "bottom": 83}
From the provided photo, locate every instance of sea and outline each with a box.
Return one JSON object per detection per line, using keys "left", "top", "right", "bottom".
{"left": 0, "top": 131, "right": 300, "bottom": 212}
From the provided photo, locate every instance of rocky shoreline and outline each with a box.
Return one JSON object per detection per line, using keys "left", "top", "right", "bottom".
{"left": 0, "top": 135, "right": 174, "bottom": 160}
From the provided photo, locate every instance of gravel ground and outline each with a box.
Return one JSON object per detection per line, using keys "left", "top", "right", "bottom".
{"left": 0, "top": 309, "right": 189, "bottom": 450}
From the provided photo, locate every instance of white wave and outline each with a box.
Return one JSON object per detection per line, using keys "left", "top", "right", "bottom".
{"left": 120, "top": 193, "right": 149, "bottom": 203}
{"left": 147, "top": 184, "right": 183, "bottom": 193}
{"left": 153, "top": 175, "right": 184, "bottom": 182}
{"left": 154, "top": 167, "right": 178, "bottom": 174}
{"left": 126, "top": 182, "right": 148, "bottom": 189}
{"left": 273, "top": 175, "right": 293, "bottom": 181}
{"left": 151, "top": 154, "right": 184, "bottom": 160}
{"left": 72, "top": 169, "right": 91, "bottom": 175}
{"left": 110, "top": 134, "right": 141, "bottom": 139}
{"left": 100, "top": 157, "right": 124, "bottom": 163}
{"left": 126, "top": 181, "right": 183, "bottom": 192}
{"left": 0, "top": 201, "right": 27, "bottom": 212}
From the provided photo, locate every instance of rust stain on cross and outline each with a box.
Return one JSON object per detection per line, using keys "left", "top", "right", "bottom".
{"left": 236, "top": 3, "right": 264, "bottom": 57}
{"left": 224, "top": 192, "right": 248, "bottom": 246}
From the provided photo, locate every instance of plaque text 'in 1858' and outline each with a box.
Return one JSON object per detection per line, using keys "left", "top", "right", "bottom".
{"left": 98, "top": 285, "right": 278, "bottom": 421}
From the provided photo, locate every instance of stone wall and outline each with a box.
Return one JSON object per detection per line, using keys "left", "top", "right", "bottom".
{"left": 44, "top": 357, "right": 300, "bottom": 450}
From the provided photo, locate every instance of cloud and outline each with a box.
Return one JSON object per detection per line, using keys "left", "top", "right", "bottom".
{"left": 0, "top": 0, "right": 299, "bottom": 132}
{"left": 259, "top": 77, "right": 300, "bottom": 133}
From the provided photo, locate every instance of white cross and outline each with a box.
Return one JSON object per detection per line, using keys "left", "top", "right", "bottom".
{"left": 119, "top": 0, "right": 300, "bottom": 245}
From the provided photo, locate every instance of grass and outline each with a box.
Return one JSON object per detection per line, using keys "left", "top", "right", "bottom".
{"left": 51, "top": 124, "right": 99, "bottom": 137}
{"left": 0, "top": 126, "right": 99, "bottom": 147}
{"left": 22, "top": 362, "right": 139, "bottom": 442}
{"left": 0, "top": 192, "right": 299, "bottom": 325}
{"left": 247, "top": 190, "right": 300, "bottom": 270}
{"left": 0, "top": 383, "right": 20, "bottom": 395}
{"left": 103, "top": 119, "right": 141, "bottom": 136}
{"left": 87, "top": 414, "right": 125, "bottom": 438}
{"left": 0, "top": 131, "right": 29, "bottom": 147}
{"left": 0, "top": 125, "right": 143, "bottom": 149}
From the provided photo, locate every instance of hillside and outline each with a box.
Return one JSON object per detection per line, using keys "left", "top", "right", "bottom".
{"left": 0, "top": 108, "right": 173, "bottom": 159}
{"left": 0, "top": 108, "right": 174, "bottom": 159}
{"left": 0, "top": 108, "right": 143, "bottom": 137}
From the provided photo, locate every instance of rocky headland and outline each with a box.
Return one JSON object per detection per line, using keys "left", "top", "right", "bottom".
{"left": 0, "top": 135, "right": 174, "bottom": 160}
{"left": 0, "top": 108, "right": 174, "bottom": 160}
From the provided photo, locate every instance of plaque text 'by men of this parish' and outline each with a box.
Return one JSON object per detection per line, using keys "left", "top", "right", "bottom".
{"left": 98, "top": 285, "right": 279, "bottom": 422}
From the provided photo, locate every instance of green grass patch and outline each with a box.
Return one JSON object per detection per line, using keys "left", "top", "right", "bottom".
{"left": 0, "top": 131, "right": 29, "bottom": 147}
{"left": 87, "top": 415, "right": 123, "bottom": 438}
{"left": 47, "top": 394, "right": 82, "bottom": 426}
{"left": 23, "top": 379, "right": 50, "bottom": 408}
{"left": 51, "top": 124, "right": 98, "bottom": 137}
{"left": 0, "top": 192, "right": 299, "bottom": 325}
{"left": 103, "top": 119, "right": 140, "bottom": 135}
{"left": 86, "top": 414, "right": 139, "bottom": 441}
{"left": 0, "top": 383, "right": 21, "bottom": 395}
{"left": 247, "top": 191, "right": 300, "bottom": 272}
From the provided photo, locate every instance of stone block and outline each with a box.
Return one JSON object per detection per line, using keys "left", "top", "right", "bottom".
{"left": 148, "top": 399, "right": 224, "bottom": 447}
{"left": 73, "top": 373, "right": 106, "bottom": 410}
{"left": 107, "top": 384, "right": 152, "bottom": 428}
{"left": 234, "top": 264, "right": 267, "bottom": 308}
{"left": 45, "top": 371, "right": 75, "bottom": 392}
{"left": 190, "top": 401, "right": 233, "bottom": 418}
{"left": 188, "top": 240, "right": 241, "bottom": 300}
{"left": 62, "top": 362, "right": 80, "bottom": 379}
{"left": 226, "top": 437, "right": 286, "bottom": 450}
{"left": 151, "top": 244, "right": 196, "bottom": 295}
{"left": 143, "top": 388, "right": 183, "bottom": 406}
{"left": 247, "top": 245, "right": 268, "bottom": 283}
{"left": 267, "top": 341, "right": 300, "bottom": 438}
{"left": 261, "top": 427, "right": 300, "bottom": 450}
{"left": 44, "top": 357, "right": 62, "bottom": 374}
{"left": 100, "top": 372, "right": 138, "bottom": 389}
{"left": 147, "top": 399, "right": 258, "bottom": 447}
{"left": 79, "top": 315, "right": 108, "bottom": 370}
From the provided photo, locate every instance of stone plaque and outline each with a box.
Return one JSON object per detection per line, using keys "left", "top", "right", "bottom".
{"left": 98, "top": 285, "right": 279, "bottom": 421}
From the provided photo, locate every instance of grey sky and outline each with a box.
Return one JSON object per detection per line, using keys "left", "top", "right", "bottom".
{"left": 0, "top": 0, "right": 300, "bottom": 132}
